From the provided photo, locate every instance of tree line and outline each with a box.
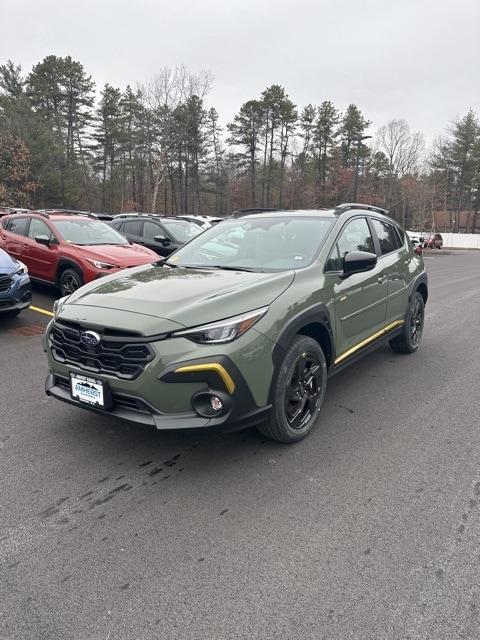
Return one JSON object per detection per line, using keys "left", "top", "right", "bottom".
{"left": 0, "top": 55, "right": 479, "bottom": 231}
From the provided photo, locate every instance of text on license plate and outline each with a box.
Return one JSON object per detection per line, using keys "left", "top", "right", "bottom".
{"left": 70, "top": 373, "right": 105, "bottom": 407}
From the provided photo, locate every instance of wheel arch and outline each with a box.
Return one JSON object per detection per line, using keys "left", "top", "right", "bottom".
{"left": 410, "top": 272, "right": 428, "bottom": 304}
{"left": 271, "top": 303, "right": 335, "bottom": 370}
{"left": 56, "top": 259, "right": 84, "bottom": 285}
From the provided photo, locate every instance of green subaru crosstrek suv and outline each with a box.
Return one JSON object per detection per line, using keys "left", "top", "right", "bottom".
{"left": 44, "top": 203, "right": 427, "bottom": 443}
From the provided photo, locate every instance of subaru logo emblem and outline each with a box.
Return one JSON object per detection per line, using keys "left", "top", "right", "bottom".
{"left": 80, "top": 330, "right": 101, "bottom": 347}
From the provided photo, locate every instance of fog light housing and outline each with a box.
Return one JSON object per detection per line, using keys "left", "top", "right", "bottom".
{"left": 210, "top": 396, "right": 223, "bottom": 412}
{"left": 191, "top": 390, "right": 232, "bottom": 419}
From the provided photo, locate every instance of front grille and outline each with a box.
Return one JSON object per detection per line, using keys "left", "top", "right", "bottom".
{"left": 0, "top": 275, "right": 13, "bottom": 294}
{"left": 50, "top": 321, "right": 154, "bottom": 380}
{"left": 0, "top": 298, "right": 13, "bottom": 308}
{"left": 55, "top": 375, "right": 153, "bottom": 415}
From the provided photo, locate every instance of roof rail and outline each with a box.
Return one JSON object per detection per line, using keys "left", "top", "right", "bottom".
{"left": 334, "top": 203, "right": 389, "bottom": 215}
{"left": 37, "top": 209, "right": 114, "bottom": 220}
{"left": 231, "top": 207, "right": 280, "bottom": 218}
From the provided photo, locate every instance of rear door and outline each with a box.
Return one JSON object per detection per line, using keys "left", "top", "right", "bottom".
{"left": 370, "top": 218, "right": 409, "bottom": 325}
{"left": 122, "top": 219, "right": 144, "bottom": 245}
{"left": 0, "top": 216, "right": 30, "bottom": 261}
{"left": 325, "top": 217, "right": 388, "bottom": 361}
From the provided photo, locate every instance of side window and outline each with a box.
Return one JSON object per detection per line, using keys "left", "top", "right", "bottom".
{"left": 325, "top": 218, "right": 374, "bottom": 271}
{"left": 28, "top": 218, "right": 52, "bottom": 240}
{"left": 6, "top": 217, "right": 29, "bottom": 236}
{"left": 371, "top": 219, "right": 400, "bottom": 255}
{"left": 123, "top": 220, "right": 143, "bottom": 236}
{"left": 144, "top": 221, "right": 168, "bottom": 240}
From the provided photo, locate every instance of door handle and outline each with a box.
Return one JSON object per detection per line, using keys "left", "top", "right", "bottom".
{"left": 377, "top": 273, "right": 386, "bottom": 283}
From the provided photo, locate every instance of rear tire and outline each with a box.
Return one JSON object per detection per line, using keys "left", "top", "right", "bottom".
{"left": 59, "top": 268, "right": 83, "bottom": 296}
{"left": 257, "top": 335, "right": 327, "bottom": 443}
{"left": 389, "top": 292, "right": 425, "bottom": 354}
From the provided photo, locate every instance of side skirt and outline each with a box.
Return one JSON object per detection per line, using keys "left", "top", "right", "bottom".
{"left": 328, "top": 326, "right": 404, "bottom": 378}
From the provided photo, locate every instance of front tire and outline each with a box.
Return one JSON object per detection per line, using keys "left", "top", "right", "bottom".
{"left": 257, "top": 336, "right": 327, "bottom": 443}
{"left": 59, "top": 268, "right": 83, "bottom": 296}
{"left": 389, "top": 292, "right": 425, "bottom": 354}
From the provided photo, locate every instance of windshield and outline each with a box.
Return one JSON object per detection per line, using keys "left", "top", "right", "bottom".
{"left": 161, "top": 219, "right": 203, "bottom": 243}
{"left": 53, "top": 219, "right": 129, "bottom": 246}
{"left": 169, "top": 216, "right": 335, "bottom": 271}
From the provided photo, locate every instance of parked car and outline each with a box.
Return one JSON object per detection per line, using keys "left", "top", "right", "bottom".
{"left": 0, "top": 247, "right": 31, "bottom": 318}
{"left": 44, "top": 203, "right": 427, "bottom": 443}
{"left": 176, "top": 215, "right": 223, "bottom": 230}
{"left": 423, "top": 233, "right": 443, "bottom": 249}
{"left": 0, "top": 211, "right": 158, "bottom": 296}
{"left": 406, "top": 231, "right": 425, "bottom": 246}
{"left": 110, "top": 214, "right": 202, "bottom": 256}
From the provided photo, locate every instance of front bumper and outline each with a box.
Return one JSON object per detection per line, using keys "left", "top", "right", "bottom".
{"left": 45, "top": 365, "right": 271, "bottom": 432}
{"left": 0, "top": 278, "right": 32, "bottom": 313}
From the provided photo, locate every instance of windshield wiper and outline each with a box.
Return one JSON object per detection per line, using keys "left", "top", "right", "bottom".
{"left": 162, "top": 260, "right": 178, "bottom": 268}
{"left": 208, "top": 265, "right": 262, "bottom": 272}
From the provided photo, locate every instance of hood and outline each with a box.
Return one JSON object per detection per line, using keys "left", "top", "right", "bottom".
{"left": 76, "top": 243, "right": 157, "bottom": 266}
{"left": 64, "top": 264, "right": 294, "bottom": 332}
{"left": 0, "top": 248, "right": 19, "bottom": 274}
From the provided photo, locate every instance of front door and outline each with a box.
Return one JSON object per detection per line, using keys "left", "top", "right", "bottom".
{"left": 325, "top": 217, "right": 388, "bottom": 363}
{"left": 142, "top": 220, "right": 173, "bottom": 256}
{"left": 23, "top": 217, "right": 58, "bottom": 281}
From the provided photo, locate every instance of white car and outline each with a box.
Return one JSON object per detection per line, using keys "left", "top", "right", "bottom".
{"left": 406, "top": 231, "right": 426, "bottom": 246}
{"left": 177, "top": 215, "right": 224, "bottom": 229}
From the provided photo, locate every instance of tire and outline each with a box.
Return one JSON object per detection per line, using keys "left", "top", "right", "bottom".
{"left": 59, "top": 267, "right": 83, "bottom": 296}
{"left": 389, "top": 292, "right": 425, "bottom": 354}
{"left": 257, "top": 335, "right": 327, "bottom": 443}
{"left": 1, "top": 309, "right": 21, "bottom": 318}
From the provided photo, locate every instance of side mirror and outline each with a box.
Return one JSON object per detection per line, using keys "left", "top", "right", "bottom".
{"left": 340, "top": 251, "right": 377, "bottom": 279}
{"left": 35, "top": 235, "right": 51, "bottom": 246}
{"left": 154, "top": 235, "right": 171, "bottom": 247}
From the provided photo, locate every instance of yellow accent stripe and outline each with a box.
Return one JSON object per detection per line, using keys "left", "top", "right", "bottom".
{"left": 334, "top": 320, "right": 404, "bottom": 365}
{"left": 29, "top": 305, "right": 54, "bottom": 318}
{"left": 174, "top": 363, "right": 236, "bottom": 394}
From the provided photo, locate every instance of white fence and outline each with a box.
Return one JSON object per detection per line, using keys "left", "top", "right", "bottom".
{"left": 442, "top": 233, "right": 480, "bottom": 249}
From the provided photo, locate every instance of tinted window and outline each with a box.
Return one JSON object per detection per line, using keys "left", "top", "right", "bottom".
{"left": 143, "top": 220, "right": 164, "bottom": 240}
{"left": 371, "top": 219, "right": 400, "bottom": 255}
{"left": 28, "top": 218, "right": 52, "bottom": 240}
{"left": 326, "top": 217, "right": 374, "bottom": 271}
{"left": 5, "top": 217, "right": 29, "bottom": 236}
{"left": 123, "top": 220, "right": 143, "bottom": 236}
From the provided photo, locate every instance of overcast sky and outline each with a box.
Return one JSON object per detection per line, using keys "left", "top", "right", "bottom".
{"left": 1, "top": 0, "right": 478, "bottom": 144}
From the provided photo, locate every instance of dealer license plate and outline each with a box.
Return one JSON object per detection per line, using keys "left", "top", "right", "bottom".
{"left": 70, "top": 373, "right": 105, "bottom": 407}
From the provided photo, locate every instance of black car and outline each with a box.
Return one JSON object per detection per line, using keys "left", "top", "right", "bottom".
{"left": 110, "top": 214, "right": 202, "bottom": 257}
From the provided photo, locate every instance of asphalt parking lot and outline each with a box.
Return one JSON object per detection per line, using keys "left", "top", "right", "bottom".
{"left": 1, "top": 252, "right": 480, "bottom": 640}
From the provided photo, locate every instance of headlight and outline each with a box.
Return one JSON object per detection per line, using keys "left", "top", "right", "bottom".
{"left": 86, "top": 258, "right": 116, "bottom": 270}
{"left": 13, "top": 260, "right": 28, "bottom": 276}
{"left": 173, "top": 307, "right": 269, "bottom": 344}
{"left": 53, "top": 295, "right": 70, "bottom": 318}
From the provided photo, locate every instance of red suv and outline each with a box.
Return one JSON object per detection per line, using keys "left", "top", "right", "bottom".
{"left": 0, "top": 212, "right": 158, "bottom": 295}
{"left": 423, "top": 233, "right": 443, "bottom": 249}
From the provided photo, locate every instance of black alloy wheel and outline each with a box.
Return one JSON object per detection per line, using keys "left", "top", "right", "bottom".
{"left": 59, "top": 268, "right": 83, "bottom": 296}
{"left": 389, "top": 291, "right": 425, "bottom": 354}
{"left": 285, "top": 351, "right": 323, "bottom": 430}
{"left": 257, "top": 335, "right": 328, "bottom": 443}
